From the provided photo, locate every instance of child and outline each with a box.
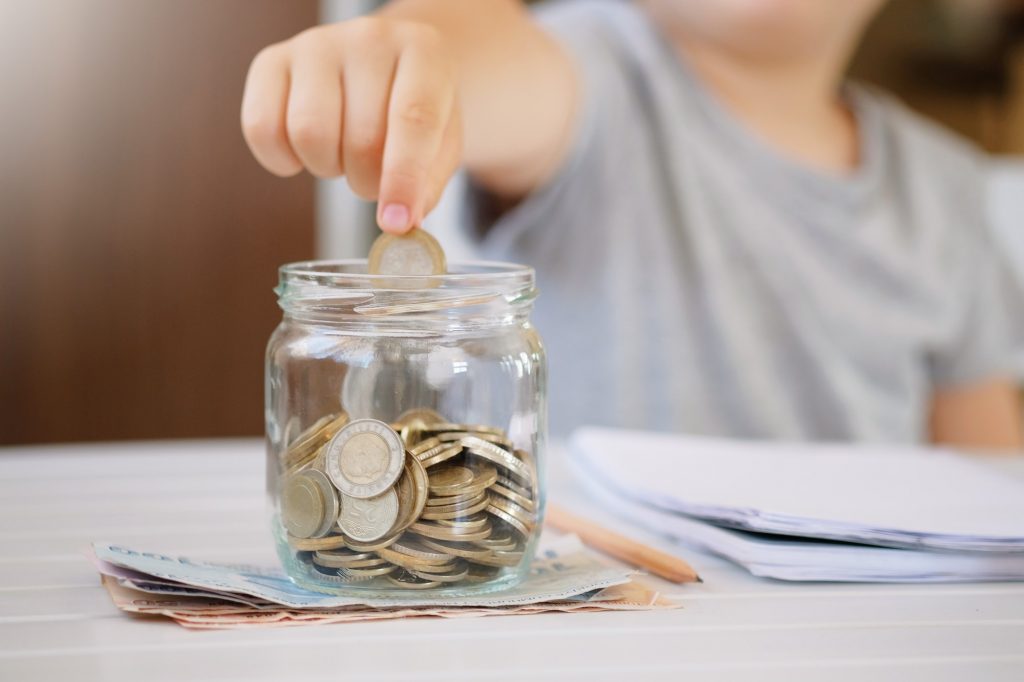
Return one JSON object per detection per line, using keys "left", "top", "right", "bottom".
{"left": 241, "top": 0, "right": 1024, "bottom": 446}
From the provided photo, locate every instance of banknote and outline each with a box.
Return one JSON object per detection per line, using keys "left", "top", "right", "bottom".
{"left": 101, "top": 574, "right": 676, "bottom": 629}
{"left": 92, "top": 534, "right": 645, "bottom": 609}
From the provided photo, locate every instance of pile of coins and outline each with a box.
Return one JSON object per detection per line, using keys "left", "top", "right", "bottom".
{"left": 278, "top": 409, "right": 539, "bottom": 590}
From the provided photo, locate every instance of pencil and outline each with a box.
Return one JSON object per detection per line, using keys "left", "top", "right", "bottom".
{"left": 544, "top": 502, "right": 702, "bottom": 584}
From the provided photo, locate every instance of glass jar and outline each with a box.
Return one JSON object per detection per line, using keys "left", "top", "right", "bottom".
{"left": 265, "top": 260, "right": 546, "bottom": 597}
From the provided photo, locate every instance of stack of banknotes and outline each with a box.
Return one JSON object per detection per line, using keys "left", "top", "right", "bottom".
{"left": 90, "top": 534, "right": 677, "bottom": 629}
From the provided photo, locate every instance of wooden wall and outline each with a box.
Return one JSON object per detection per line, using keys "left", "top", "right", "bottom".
{"left": 0, "top": 1, "right": 319, "bottom": 444}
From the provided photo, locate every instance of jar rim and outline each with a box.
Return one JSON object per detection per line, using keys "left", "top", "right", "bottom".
{"left": 279, "top": 259, "right": 534, "bottom": 288}
{"left": 275, "top": 260, "right": 537, "bottom": 326}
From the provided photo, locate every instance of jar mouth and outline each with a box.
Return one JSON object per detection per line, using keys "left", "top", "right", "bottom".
{"left": 276, "top": 260, "right": 537, "bottom": 324}
{"left": 279, "top": 259, "right": 534, "bottom": 288}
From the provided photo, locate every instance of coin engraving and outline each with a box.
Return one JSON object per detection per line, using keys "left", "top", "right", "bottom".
{"left": 338, "top": 489, "right": 400, "bottom": 542}
{"left": 326, "top": 419, "right": 405, "bottom": 499}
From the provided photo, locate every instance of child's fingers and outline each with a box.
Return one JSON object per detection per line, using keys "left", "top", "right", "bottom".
{"left": 341, "top": 43, "right": 399, "bottom": 201}
{"left": 285, "top": 33, "right": 344, "bottom": 178}
{"left": 241, "top": 44, "right": 303, "bottom": 177}
{"left": 377, "top": 28, "right": 456, "bottom": 233}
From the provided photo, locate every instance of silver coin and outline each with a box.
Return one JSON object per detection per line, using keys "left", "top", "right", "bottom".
{"left": 326, "top": 418, "right": 405, "bottom": 498}
{"left": 338, "top": 488, "right": 400, "bottom": 542}
{"left": 281, "top": 470, "right": 338, "bottom": 539}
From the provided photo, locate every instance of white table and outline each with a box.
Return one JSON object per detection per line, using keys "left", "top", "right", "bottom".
{"left": 2, "top": 440, "right": 1023, "bottom": 681}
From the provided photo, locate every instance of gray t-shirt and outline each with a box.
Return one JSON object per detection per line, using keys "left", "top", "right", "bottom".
{"left": 462, "top": 0, "right": 1024, "bottom": 441}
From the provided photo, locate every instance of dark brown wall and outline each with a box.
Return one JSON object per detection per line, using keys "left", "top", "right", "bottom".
{"left": 0, "top": 1, "right": 318, "bottom": 444}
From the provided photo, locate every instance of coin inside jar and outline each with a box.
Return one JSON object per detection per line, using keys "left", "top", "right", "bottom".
{"left": 281, "top": 469, "right": 338, "bottom": 539}
{"left": 367, "top": 228, "right": 447, "bottom": 277}
{"left": 326, "top": 419, "right": 405, "bottom": 499}
{"left": 338, "top": 488, "right": 400, "bottom": 542}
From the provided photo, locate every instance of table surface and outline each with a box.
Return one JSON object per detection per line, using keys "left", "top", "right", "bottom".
{"left": 2, "top": 439, "right": 1023, "bottom": 681}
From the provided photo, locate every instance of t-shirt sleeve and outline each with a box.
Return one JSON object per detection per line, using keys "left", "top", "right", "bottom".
{"left": 458, "top": 1, "right": 640, "bottom": 259}
{"left": 928, "top": 219, "right": 1024, "bottom": 386}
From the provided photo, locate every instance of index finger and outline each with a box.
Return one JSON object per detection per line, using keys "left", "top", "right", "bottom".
{"left": 377, "top": 37, "right": 455, "bottom": 233}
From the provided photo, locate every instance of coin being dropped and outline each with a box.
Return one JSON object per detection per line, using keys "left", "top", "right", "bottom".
{"left": 367, "top": 228, "right": 446, "bottom": 276}
{"left": 325, "top": 419, "right": 405, "bottom": 499}
{"left": 281, "top": 470, "right": 338, "bottom": 539}
{"left": 338, "top": 488, "right": 400, "bottom": 542}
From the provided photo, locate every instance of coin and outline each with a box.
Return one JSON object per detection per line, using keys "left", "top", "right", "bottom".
{"left": 485, "top": 500, "right": 532, "bottom": 537}
{"left": 313, "top": 552, "right": 390, "bottom": 570}
{"left": 418, "top": 537, "right": 494, "bottom": 561}
{"left": 419, "top": 492, "right": 489, "bottom": 520}
{"left": 409, "top": 519, "right": 492, "bottom": 543}
{"left": 418, "top": 444, "right": 464, "bottom": 469}
{"left": 377, "top": 547, "right": 457, "bottom": 573}
{"left": 326, "top": 419, "right": 405, "bottom": 499}
{"left": 490, "top": 482, "right": 536, "bottom": 512}
{"left": 462, "top": 436, "right": 532, "bottom": 485}
{"left": 389, "top": 538, "right": 453, "bottom": 562}
{"left": 387, "top": 571, "right": 442, "bottom": 590}
{"left": 427, "top": 465, "right": 474, "bottom": 496}
{"left": 367, "top": 228, "right": 446, "bottom": 276}
{"left": 395, "top": 408, "right": 447, "bottom": 426}
{"left": 283, "top": 412, "right": 350, "bottom": 468}
{"left": 338, "top": 488, "right": 401, "bottom": 542}
{"left": 344, "top": 532, "right": 403, "bottom": 553}
{"left": 409, "top": 437, "right": 442, "bottom": 457}
{"left": 287, "top": 534, "right": 347, "bottom": 552}
{"left": 387, "top": 458, "right": 428, "bottom": 535}
{"left": 410, "top": 560, "right": 470, "bottom": 583}
{"left": 281, "top": 469, "right": 338, "bottom": 539}
{"left": 338, "top": 564, "right": 400, "bottom": 580}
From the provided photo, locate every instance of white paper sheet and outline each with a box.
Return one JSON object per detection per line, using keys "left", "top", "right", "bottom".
{"left": 570, "top": 428, "right": 1024, "bottom": 552}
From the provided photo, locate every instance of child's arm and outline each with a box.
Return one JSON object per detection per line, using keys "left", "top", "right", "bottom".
{"left": 930, "top": 380, "right": 1024, "bottom": 450}
{"left": 240, "top": 0, "right": 577, "bottom": 233}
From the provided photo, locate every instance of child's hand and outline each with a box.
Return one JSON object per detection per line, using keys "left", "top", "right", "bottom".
{"left": 241, "top": 17, "right": 461, "bottom": 234}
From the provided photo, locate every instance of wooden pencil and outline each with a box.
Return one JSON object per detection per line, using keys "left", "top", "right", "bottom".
{"left": 545, "top": 502, "right": 702, "bottom": 584}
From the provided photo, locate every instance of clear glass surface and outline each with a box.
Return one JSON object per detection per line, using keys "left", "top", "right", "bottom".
{"left": 266, "top": 260, "right": 547, "bottom": 597}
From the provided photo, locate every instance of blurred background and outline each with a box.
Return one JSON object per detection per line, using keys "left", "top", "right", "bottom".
{"left": 2, "top": 0, "right": 1023, "bottom": 445}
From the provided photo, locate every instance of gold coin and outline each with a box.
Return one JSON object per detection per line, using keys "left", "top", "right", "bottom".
{"left": 389, "top": 538, "right": 453, "bottom": 563}
{"left": 427, "top": 465, "right": 474, "bottom": 496}
{"left": 462, "top": 437, "right": 532, "bottom": 485}
{"left": 395, "top": 408, "right": 447, "bottom": 427}
{"left": 490, "top": 482, "right": 536, "bottom": 512}
{"left": 283, "top": 413, "right": 350, "bottom": 467}
{"left": 287, "top": 534, "right": 347, "bottom": 552}
{"left": 338, "top": 564, "right": 399, "bottom": 579}
{"left": 436, "top": 431, "right": 513, "bottom": 449}
{"left": 409, "top": 437, "right": 442, "bottom": 457}
{"left": 377, "top": 547, "right": 456, "bottom": 573}
{"left": 326, "top": 419, "right": 405, "bottom": 499}
{"left": 495, "top": 475, "right": 533, "bottom": 501}
{"left": 387, "top": 571, "right": 442, "bottom": 590}
{"left": 417, "top": 536, "right": 494, "bottom": 561}
{"left": 457, "top": 462, "right": 499, "bottom": 498}
{"left": 367, "top": 227, "right": 447, "bottom": 276}
{"left": 338, "top": 488, "right": 401, "bottom": 542}
{"left": 344, "top": 532, "right": 403, "bottom": 553}
{"left": 425, "top": 491, "right": 482, "bottom": 507}
{"left": 435, "top": 513, "right": 490, "bottom": 532}
{"left": 419, "top": 492, "right": 489, "bottom": 519}
{"left": 281, "top": 469, "right": 338, "bottom": 539}
{"left": 418, "top": 444, "right": 465, "bottom": 469}
{"left": 475, "top": 526, "right": 516, "bottom": 549}
{"left": 410, "top": 567, "right": 469, "bottom": 583}
{"left": 485, "top": 501, "right": 532, "bottom": 538}
{"left": 487, "top": 494, "right": 535, "bottom": 527}
{"left": 470, "top": 549, "right": 524, "bottom": 568}
{"left": 313, "top": 550, "right": 388, "bottom": 569}
{"left": 426, "top": 423, "right": 505, "bottom": 437}
{"left": 409, "top": 520, "right": 492, "bottom": 543}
